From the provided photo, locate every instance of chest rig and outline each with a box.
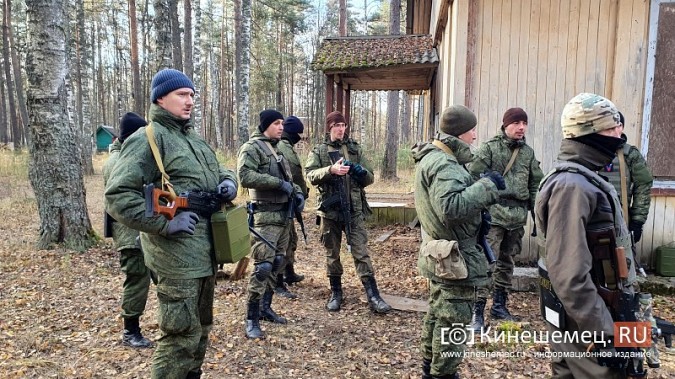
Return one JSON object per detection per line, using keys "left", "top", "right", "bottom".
{"left": 249, "top": 140, "right": 294, "bottom": 204}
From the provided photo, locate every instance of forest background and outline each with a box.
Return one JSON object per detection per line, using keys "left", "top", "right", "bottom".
{"left": 0, "top": 0, "right": 421, "bottom": 173}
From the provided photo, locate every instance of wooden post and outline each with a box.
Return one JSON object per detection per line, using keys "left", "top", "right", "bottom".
{"left": 345, "top": 87, "right": 351, "bottom": 125}
{"left": 336, "top": 81, "right": 344, "bottom": 114}
{"left": 325, "top": 74, "right": 334, "bottom": 115}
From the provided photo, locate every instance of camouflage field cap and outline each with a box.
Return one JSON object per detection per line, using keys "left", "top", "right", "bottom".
{"left": 561, "top": 93, "right": 620, "bottom": 138}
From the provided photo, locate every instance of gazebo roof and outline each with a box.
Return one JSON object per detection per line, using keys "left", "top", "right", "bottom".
{"left": 312, "top": 34, "right": 438, "bottom": 91}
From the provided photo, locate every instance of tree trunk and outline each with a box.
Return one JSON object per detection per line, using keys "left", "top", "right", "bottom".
{"left": 75, "top": 0, "right": 93, "bottom": 175}
{"left": 380, "top": 0, "right": 401, "bottom": 180}
{"left": 3, "top": 0, "right": 20, "bottom": 150}
{"left": 236, "top": 0, "right": 251, "bottom": 146}
{"left": 129, "top": 0, "right": 143, "bottom": 114}
{"left": 339, "top": 0, "right": 347, "bottom": 36}
{"left": 7, "top": 0, "right": 29, "bottom": 145}
{"left": 192, "top": 0, "right": 203, "bottom": 135}
{"left": 25, "top": 0, "right": 95, "bottom": 251}
{"left": 153, "top": 0, "right": 172, "bottom": 69}
{"left": 400, "top": 91, "right": 411, "bottom": 145}
{"left": 169, "top": 0, "right": 182, "bottom": 70}
{"left": 183, "top": 0, "right": 193, "bottom": 78}
{"left": 0, "top": 56, "right": 7, "bottom": 144}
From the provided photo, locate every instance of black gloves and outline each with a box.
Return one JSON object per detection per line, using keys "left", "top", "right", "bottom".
{"left": 295, "top": 193, "right": 305, "bottom": 213}
{"left": 344, "top": 160, "right": 368, "bottom": 178}
{"left": 483, "top": 171, "right": 506, "bottom": 190}
{"left": 167, "top": 212, "right": 199, "bottom": 235}
{"left": 279, "top": 181, "right": 294, "bottom": 197}
{"left": 629, "top": 220, "right": 644, "bottom": 242}
{"left": 216, "top": 179, "right": 237, "bottom": 201}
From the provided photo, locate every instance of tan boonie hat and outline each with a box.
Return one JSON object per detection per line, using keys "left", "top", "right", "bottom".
{"left": 561, "top": 93, "right": 620, "bottom": 138}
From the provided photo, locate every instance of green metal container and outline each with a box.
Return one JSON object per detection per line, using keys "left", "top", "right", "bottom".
{"left": 655, "top": 244, "right": 675, "bottom": 277}
{"left": 211, "top": 205, "right": 250, "bottom": 264}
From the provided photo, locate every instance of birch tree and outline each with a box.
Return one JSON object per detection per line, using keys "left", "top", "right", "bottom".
{"left": 236, "top": 0, "right": 251, "bottom": 145}
{"left": 26, "top": 0, "right": 95, "bottom": 251}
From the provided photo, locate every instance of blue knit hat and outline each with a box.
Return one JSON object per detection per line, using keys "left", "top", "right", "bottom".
{"left": 151, "top": 69, "right": 195, "bottom": 103}
{"left": 283, "top": 116, "right": 304, "bottom": 134}
{"left": 258, "top": 109, "right": 284, "bottom": 132}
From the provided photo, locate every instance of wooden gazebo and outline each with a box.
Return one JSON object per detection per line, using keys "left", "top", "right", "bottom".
{"left": 312, "top": 34, "right": 439, "bottom": 124}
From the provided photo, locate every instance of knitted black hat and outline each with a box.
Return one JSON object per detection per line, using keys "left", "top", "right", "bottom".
{"left": 150, "top": 69, "right": 195, "bottom": 103}
{"left": 283, "top": 116, "right": 304, "bottom": 134}
{"left": 259, "top": 109, "right": 284, "bottom": 132}
{"left": 119, "top": 112, "right": 147, "bottom": 143}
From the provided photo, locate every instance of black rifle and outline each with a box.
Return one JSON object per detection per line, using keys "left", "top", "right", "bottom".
{"left": 274, "top": 156, "right": 308, "bottom": 244}
{"left": 478, "top": 210, "right": 496, "bottom": 264}
{"left": 321, "top": 150, "right": 352, "bottom": 246}
{"left": 655, "top": 316, "right": 675, "bottom": 350}
{"left": 587, "top": 228, "right": 647, "bottom": 377}
{"left": 530, "top": 210, "right": 537, "bottom": 237}
{"left": 245, "top": 202, "right": 280, "bottom": 252}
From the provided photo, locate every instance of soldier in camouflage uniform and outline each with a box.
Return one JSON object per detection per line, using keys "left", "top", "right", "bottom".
{"left": 413, "top": 105, "right": 503, "bottom": 379}
{"left": 305, "top": 111, "right": 391, "bottom": 314}
{"left": 536, "top": 93, "right": 639, "bottom": 378}
{"left": 105, "top": 69, "right": 238, "bottom": 379}
{"left": 237, "top": 109, "right": 305, "bottom": 339}
{"left": 103, "top": 112, "right": 153, "bottom": 349}
{"left": 468, "top": 108, "right": 543, "bottom": 329}
{"left": 273, "top": 116, "right": 309, "bottom": 299}
{"left": 599, "top": 112, "right": 653, "bottom": 247}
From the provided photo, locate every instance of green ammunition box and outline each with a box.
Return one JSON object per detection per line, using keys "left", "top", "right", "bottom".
{"left": 655, "top": 244, "right": 675, "bottom": 277}
{"left": 211, "top": 205, "right": 250, "bottom": 264}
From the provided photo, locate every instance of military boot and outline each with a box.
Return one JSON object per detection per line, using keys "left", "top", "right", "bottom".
{"left": 361, "top": 276, "right": 392, "bottom": 314}
{"left": 260, "top": 290, "right": 287, "bottom": 324}
{"left": 185, "top": 369, "right": 202, "bottom": 379}
{"left": 470, "top": 298, "right": 487, "bottom": 333}
{"left": 326, "top": 276, "right": 343, "bottom": 312}
{"left": 422, "top": 358, "right": 432, "bottom": 379}
{"left": 245, "top": 300, "right": 264, "bottom": 339}
{"left": 490, "top": 288, "right": 518, "bottom": 321}
{"left": 122, "top": 317, "right": 153, "bottom": 348}
{"left": 274, "top": 274, "right": 298, "bottom": 299}
{"left": 284, "top": 263, "right": 305, "bottom": 285}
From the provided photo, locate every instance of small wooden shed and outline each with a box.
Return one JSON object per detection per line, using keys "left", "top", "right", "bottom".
{"left": 95, "top": 126, "right": 117, "bottom": 152}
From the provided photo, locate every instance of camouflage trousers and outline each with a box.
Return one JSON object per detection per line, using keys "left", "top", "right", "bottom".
{"left": 247, "top": 221, "right": 291, "bottom": 302}
{"left": 284, "top": 222, "right": 299, "bottom": 266}
{"left": 421, "top": 282, "right": 474, "bottom": 376}
{"left": 152, "top": 275, "right": 215, "bottom": 379}
{"left": 476, "top": 225, "right": 524, "bottom": 299}
{"left": 547, "top": 324, "right": 627, "bottom": 378}
{"left": 319, "top": 216, "right": 373, "bottom": 278}
{"left": 119, "top": 248, "right": 151, "bottom": 319}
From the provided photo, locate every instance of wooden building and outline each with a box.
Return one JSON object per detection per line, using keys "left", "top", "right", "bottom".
{"left": 408, "top": 0, "right": 675, "bottom": 268}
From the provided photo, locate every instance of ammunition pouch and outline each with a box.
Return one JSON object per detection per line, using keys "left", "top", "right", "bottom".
{"left": 419, "top": 239, "right": 468, "bottom": 280}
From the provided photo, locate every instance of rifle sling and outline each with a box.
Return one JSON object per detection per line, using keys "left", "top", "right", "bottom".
{"left": 503, "top": 147, "right": 520, "bottom": 176}
{"left": 145, "top": 123, "right": 177, "bottom": 201}
{"left": 431, "top": 139, "right": 454, "bottom": 156}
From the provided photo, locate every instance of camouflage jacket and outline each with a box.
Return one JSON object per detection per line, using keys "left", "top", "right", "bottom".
{"left": 305, "top": 136, "right": 374, "bottom": 221}
{"left": 413, "top": 136, "right": 501, "bottom": 287}
{"left": 599, "top": 134, "right": 653, "bottom": 225}
{"left": 277, "top": 138, "right": 309, "bottom": 198}
{"left": 237, "top": 131, "right": 301, "bottom": 225}
{"left": 102, "top": 139, "right": 139, "bottom": 251}
{"left": 105, "top": 104, "right": 237, "bottom": 279}
{"left": 469, "top": 133, "right": 543, "bottom": 229}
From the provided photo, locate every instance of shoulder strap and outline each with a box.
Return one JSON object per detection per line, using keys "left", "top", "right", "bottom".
{"left": 145, "top": 123, "right": 176, "bottom": 201}
{"left": 503, "top": 147, "right": 520, "bottom": 175}
{"left": 431, "top": 139, "right": 454, "bottom": 156}
{"left": 254, "top": 139, "right": 293, "bottom": 180}
{"left": 616, "top": 148, "right": 629, "bottom": 224}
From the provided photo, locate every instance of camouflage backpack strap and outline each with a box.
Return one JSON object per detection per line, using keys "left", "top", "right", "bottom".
{"left": 431, "top": 139, "right": 454, "bottom": 156}
{"left": 503, "top": 147, "right": 521, "bottom": 175}
{"left": 145, "top": 123, "right": 176, "bottom": 201}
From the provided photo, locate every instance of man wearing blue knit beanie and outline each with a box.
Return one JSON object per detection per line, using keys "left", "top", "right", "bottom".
{"left": 105, "top": 68, "right": 238, "bottom": 379}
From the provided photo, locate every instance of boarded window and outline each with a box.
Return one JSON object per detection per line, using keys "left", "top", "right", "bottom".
{"left": 648, "top": 3, "right": 675, "bottom": 179}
